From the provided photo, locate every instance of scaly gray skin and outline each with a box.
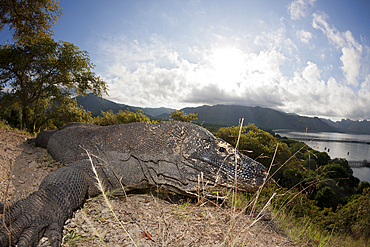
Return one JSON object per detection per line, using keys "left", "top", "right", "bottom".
{"left": 0, "top": 121, "right": 267, "bottom": 246}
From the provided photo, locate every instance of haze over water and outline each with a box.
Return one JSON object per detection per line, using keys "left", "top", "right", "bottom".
{"left": 275, "top": 130, "right": 370, "bottom": 183}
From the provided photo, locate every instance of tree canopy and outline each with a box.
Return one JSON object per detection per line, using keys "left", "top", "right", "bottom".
{"left": 92, "top": 109, "right": 153, "bottom": 126}
{"left": 216, "top": 123, "right": 291, "bottom": 168}
{"left": 169, "top": 110, "right": 198, "bottom": 123}
{"left": 0, "top": 37, "right": 108, "bottom": 131}
{"left": 0, "top": 0, "right": 63, "bottom": 45}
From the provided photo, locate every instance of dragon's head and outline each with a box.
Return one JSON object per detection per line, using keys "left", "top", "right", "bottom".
{"left": 181, "top": 124, "right": 268, "bottom": 192}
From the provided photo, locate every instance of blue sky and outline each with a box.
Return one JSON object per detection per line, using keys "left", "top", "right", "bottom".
{"left": 1, "top": 0, "right": 370, "bottom": 121}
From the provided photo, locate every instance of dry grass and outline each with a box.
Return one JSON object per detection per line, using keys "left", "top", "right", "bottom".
{"left": 61, "top": 188, "right": 294, "bottom": 246}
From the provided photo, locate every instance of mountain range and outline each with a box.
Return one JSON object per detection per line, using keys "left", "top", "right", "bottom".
{"left": 75, "top": 94, "right": 172, "bottom": 117}
{"left": 75, "top": 94, "right": 370, "bottom": 134}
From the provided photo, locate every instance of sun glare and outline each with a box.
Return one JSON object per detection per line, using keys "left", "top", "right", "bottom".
{"left": 211, "top": 48, "right": 246, "bottom": 83}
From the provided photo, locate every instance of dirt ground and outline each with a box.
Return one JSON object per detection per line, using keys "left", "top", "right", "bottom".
{"left": 0, "top": 127, "right": 296, "bottom": 246}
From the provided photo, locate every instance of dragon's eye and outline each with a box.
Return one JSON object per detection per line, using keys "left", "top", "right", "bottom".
{"left": 219, "top": 147, "right": 226, "bottom": 152}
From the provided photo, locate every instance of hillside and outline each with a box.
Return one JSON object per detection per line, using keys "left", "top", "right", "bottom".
{"left": 323, "top": 118, "right": 370, "bottom": 134}
{"left": 76, "top": 94, "right": 131, "bottom": 115}
{"left": 158, "top": 105, "right": 337, "bottom": 132}
{"left": 75, "top": 94, "right": 370, "bottom": 134}
{"left": 181, "top": 105, "right": 336, "bottom": 132}
{"left": 75, "top": 94, "right": 173, "bottom": 117}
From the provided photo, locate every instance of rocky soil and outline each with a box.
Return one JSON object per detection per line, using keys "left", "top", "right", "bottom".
{"left": 0, "top": 127, "right": 295, "bottom": 246}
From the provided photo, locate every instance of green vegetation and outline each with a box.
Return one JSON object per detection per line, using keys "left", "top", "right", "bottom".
{"left": 0, "top": 0, "right": 63, "bottom": 45}
{"left": 92, "top": 109, "right": 154, "bottom": 126}
{"left": 0, "top": 0, "right": 107, "bottom": 133}
{"left": 169, "top": 109, "right": 198, "bottom": 123}
{"left": 0, "top": 38, "right": 107, "bottom": 132}
{"left": 215, "top": 125, "right": 368, "bottom": 245}
{"left": 216, "top": 124, "right": 291, "bottom": 168}
{"left": 0, "top": 106, "right": 155, "bottom": 131}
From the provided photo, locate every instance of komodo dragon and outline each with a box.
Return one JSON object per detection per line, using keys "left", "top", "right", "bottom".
{"left": 0, "top": 121, "right": 267, "bottom": 246}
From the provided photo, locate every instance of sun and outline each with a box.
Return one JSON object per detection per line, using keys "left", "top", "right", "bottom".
{"left": 211, "top": 48, "right": 246, "bottom": 83}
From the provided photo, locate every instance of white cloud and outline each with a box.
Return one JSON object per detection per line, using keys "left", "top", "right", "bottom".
{"left": 312, "top": 13, "right": 363, "bottom": 86}
{"left": 356, "top": 74, "right": 370, "bottom": 118}
{"left": 100, "top": 36, "right": 368, "bottom": 119}
{"left": 98, "top": 34, "right": 289, "bottom": 109}
{"left": 288, "top": 0, "right": 316, "bottom": 20}
{"left": 340, "top": 47, "right": 362, "bottom": 86}
{"left": 278, "top": 62, "right": 361, "bottom": 118}
{"left": 296, "top": 29, "right": 312, "bottom": 44}
{"left": 302, "top": 61, "right": 320, "bottom": 81}
{"left": 253, "top": 21, "right": 298, "bottom": 55}
{"left": 94, "top": 15, "right": 370, "bottom": 120}
{"left": 312, "top": 13, "right": 345, "bottom": 47}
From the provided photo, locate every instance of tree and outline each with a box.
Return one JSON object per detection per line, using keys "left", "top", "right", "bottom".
{"left": 0, "top": 37, "right": 108, "bottom": 131}
{"left": 216, "top": 124, "right": 291, "bottom": 168}
{"left": 314, "top": 186, "right": 336, "bottom": 208}
{"left": 169, "top": 110, "right": 198, "bottom": 123}
{"left": 38, "top": 97, "right": 93, "bottom": 130}
{"left": 357, "top": 181, "right": 370, "bottom": 195}
{"left": 0, "top": 0, "right": 63, "bottom": 45}
{"left": 92, "top": 109, "right": 153, "bottom": 126}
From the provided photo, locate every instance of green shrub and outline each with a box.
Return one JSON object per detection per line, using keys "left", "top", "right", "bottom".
{"left": 169, "top": 110, "right": 198, "bottom": 123}
{"left": 92, "top": 109, "right": 153, "bottom": 126}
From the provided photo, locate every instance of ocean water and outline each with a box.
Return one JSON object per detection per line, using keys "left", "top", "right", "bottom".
{"left": 274, "top": 130, "right": 370, "bottom": 183}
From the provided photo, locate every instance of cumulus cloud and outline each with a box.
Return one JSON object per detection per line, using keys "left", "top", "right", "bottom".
{"left": 296, "top": 29, "right": 312, "bottom": 44}
{"left": 184, "top": 49, "right": 286, "bottom": 107}
{"left": 99, "top": 35, "right": 370, "bottom": 119}
{"left": 278, "top": 62, "right": 359, "bottom": 118}
{"left": 98, "top": 34, "right": 289, "bottom": 109}
{"left": 253, "top": 21, "right": 298, "bottom": 55}
{"left": 312, "top": 13, "right": 363, "bottom": 86}
{"left": 288, "top": 0, "right": 316, "bottom": 20}
{"left": 94, "top": 18, "right": 370, "bottom": 120}
{"left": 356, "top": 74, "right": 370, "bottom": 118}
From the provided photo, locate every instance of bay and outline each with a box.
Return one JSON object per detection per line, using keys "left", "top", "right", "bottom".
{"left": 274, "top": 130, "right": 370, "bottom": 183}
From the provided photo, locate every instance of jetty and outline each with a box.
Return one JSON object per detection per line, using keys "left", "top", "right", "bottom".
{"left": 348, "top": 160, "right": 370, "bottom": 168}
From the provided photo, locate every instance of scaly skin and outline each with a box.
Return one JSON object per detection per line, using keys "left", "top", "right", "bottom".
{"left": 0, "top": 121, "right": 267, "bottom": 246}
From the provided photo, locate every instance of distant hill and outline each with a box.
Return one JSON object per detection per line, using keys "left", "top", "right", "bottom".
{"left": 75, "top": 94, "right": 173, "bottom": 118}
{"left": 322, "top": 118, "right": 370, "bottom": 134}
{"left": 76, "top": 94, "right": 131, "bottom": 116}
{"left": 158, "top": 105, "right": 337, "bottom": 132}
{"left": 130, "top": 106, "right": 174, "bottom": 118}
{"left": 182, "top": 105, "right": 337, "bottom": 132}
{"left": 74, "top": 94, "right": 370, "bottom": 134}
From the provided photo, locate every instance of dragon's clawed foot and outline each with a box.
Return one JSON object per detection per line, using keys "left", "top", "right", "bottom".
{"left": 0, "top": 190, "right": 64, "bottom": 247}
